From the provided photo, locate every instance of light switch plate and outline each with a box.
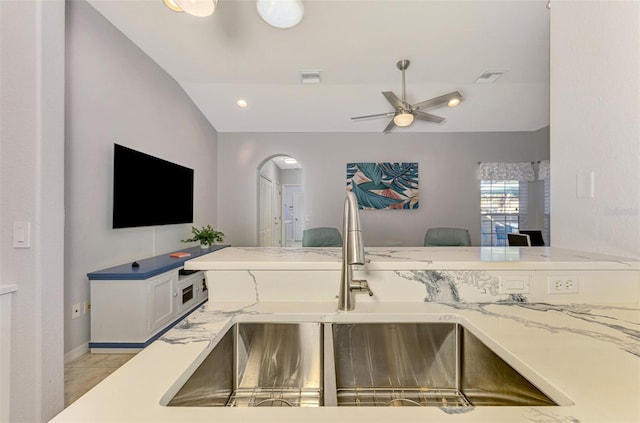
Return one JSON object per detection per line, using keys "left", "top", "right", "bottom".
{"left": 13, "top": 222, "right": 31, "bottom": 248}
{"left": 576, "top": 171, "right": 595, "bottom": 198}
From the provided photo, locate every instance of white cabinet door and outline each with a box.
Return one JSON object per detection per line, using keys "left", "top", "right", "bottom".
{"left": 148, "top": 273, "right": 176, "bottom": 334}
{"left": 90, "top": 269, "right": 205, "bottom": 350}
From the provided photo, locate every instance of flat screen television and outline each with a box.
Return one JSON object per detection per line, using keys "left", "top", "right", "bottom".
{"left": 113, "top": 144, "right": 194, "bottom": 229}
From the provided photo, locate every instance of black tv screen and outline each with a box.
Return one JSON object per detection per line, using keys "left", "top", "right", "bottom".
{"left": 113, "top": 144, "right": 194, "bottom": 229}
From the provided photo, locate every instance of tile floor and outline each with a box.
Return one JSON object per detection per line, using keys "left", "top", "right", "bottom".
{"left": 64, "top": 353, "right": 136, "bottom": 407}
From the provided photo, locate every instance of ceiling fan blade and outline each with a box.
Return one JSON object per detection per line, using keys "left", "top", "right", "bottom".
{"left": 382, "top": 119, "right": 396, "bottom": 133}
{"left": 414, "top": 110, "right": 446, "bottom": 123}
{"left": 412, "top": 91, "right": 462, "bottom": 111}
{"left": 351, "top": 111, "right": 395, "bottom": 120}
{"left": 382, "top": 91, "right": 406, "bottom": 110}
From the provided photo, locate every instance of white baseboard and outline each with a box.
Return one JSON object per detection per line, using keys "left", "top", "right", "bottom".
{"left": 65, "top": 343, "right": 89, "bottom": 364}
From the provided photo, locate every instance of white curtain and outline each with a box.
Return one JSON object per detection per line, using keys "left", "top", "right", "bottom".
{"left": 478, "top": 162, "right": 535, "bottom": 181}
{"left": 538, "top": 160, "right": 550, "bottom": 180}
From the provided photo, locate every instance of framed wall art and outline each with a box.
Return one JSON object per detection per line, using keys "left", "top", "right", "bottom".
{"left": 346, "top": 162, "right": 419, "bottom": 210}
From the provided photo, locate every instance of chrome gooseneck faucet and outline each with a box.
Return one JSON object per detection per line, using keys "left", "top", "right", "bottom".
{"left": 338, "top": 192, "right": 373, "bottom": 311}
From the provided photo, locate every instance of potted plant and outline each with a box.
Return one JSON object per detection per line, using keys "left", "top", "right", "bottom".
{"left": 182, "top": 225, "right": 225, "bottom": 249}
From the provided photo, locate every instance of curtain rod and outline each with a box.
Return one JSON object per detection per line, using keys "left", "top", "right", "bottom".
{"left": 477, "top": 161, "right": 541, "bottom": 165}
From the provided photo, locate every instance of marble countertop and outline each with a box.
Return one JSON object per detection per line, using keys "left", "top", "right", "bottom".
{"left": 51, "top": 300, "right": 640, "bottom": 423}
{"left": 185, "top": 246, "right": 640, "bottom": 271}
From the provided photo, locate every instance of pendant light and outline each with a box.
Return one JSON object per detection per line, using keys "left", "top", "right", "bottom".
{"left": 171, "top": 0, "right": 218, "bottom": 17}
{"left": 256, "top": 0, "right": 304, "bottom": 29}
{"left": 163, "top": 0, "right": 183, "bottom": 12}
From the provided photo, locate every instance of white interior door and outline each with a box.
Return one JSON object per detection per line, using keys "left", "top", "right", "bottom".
{"left": 293, "top": 191, "right": 305, "bottom": 241}
{"left": 258, "top": 176, "right": 273, "bottom": 246}
{"left": 273, "top": 183, "right": 282, "bottom": 247}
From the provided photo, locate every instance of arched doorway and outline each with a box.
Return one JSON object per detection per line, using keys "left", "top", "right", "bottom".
{"left": 257, "top": 155, "right": 303, "bottom": 247}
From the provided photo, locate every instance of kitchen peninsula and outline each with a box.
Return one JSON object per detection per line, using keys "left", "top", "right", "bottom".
{"left": 51, "top": 247, "right": 640, "bottom": 423}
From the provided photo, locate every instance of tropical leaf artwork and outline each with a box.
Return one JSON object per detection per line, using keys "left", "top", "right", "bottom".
{"left": 347, "top": 162, "right": 419, "bottom": 210}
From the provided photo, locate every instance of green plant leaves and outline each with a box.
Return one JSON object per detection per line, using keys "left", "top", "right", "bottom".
{"left": 346, "top": 162, "right": 419, "bottom": 210}
{"left": 351, "top": 180, "right": 404, "bottom": 209}
{"left": 182, "top": 225, "right": 225, "bottom": 245}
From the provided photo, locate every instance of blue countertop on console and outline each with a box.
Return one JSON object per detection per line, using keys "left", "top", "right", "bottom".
{"left": 87, "top": 245, "right": 228, "bottom": 280}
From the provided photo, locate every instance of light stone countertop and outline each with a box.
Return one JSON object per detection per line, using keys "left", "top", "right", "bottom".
{"left": 185, "top": 246, "right": 640, "bottom": 271}
{"left": 51, "top": 300, "right": 640, "bottom": 423}
{"left": 51, "top": 247, "right": 640, "bottom": 422}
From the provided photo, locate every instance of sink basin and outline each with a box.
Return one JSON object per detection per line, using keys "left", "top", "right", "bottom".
{"left": 167, "top": 322, "right": 323, "bottom": 407}
{"left": 165, "top": 319, "right": 559, "bottom": 408}
{"left": 330, "top": 322, "right": 557, "bottom": 407}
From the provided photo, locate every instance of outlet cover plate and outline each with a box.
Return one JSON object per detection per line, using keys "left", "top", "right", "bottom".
{"left": 547, "top": 275, "right": 579, "bottom": 294}
{"left": 71, "top": 303, "right": 81, "bottom": 319}
{"left": 499, "top": 275, "right": 530, "bottom": 294}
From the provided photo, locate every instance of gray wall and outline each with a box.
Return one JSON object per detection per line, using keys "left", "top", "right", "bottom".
{"left": 218, "top": 128, "right": 549, "bottom": 247}
{"left": 1, "top": 0, "right": 65, "bottom": 420}
{"left": 65, "top": 1, "right": 219, "bottom": 357}
{"left": 551, "top": 1, "right": 640, "bottom": 258}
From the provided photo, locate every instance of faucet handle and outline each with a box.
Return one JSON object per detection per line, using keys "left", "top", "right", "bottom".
{"left": 351, "top": 280, "right": 374, "bottom": 297}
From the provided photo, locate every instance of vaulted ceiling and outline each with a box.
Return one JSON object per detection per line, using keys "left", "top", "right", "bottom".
{"left": 87, "top": 0, "right": 550, "bottom": 133}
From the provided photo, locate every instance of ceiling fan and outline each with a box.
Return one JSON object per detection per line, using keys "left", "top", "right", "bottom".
{"left": 351, "top": 59, "right": 463, "bottom": 133}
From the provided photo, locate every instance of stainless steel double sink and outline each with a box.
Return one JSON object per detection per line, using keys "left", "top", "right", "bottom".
{"left": 165, "top": 321, "right": 559, "bottom": 408}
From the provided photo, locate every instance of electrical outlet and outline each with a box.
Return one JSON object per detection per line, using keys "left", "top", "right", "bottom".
{"left": 83, "top": 302, "right": 91, "bottom": 315}
{"left": 547, "top": 276, "right": 579, "bottom": 294}
{"left": 71, "top": 303, "right": 81, "bottom": 319}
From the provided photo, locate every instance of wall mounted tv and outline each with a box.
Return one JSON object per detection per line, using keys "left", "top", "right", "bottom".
{"left": 113, "top": 144, "right": 194, "bottom": 229}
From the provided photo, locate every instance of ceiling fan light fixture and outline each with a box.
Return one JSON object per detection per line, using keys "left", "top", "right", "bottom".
{"left": 257, "top": 0, "right": 304, "bottom": 29}
{"left": 393, "top": 112, "right": 414, "bottom": 127}
{"left": 174, "top": 0, "right": 217, "bottom": 17}
{"left": 447, "top": 97, "right": 461, "bottom": 107}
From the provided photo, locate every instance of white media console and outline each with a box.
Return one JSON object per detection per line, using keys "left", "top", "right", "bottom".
{"left": 87, "top": 245, "right": 226, "bottom": 352}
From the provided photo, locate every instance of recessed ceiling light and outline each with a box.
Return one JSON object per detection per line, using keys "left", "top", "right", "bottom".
{"left": 236, "top": 99, "right": 248, "bottom": 108}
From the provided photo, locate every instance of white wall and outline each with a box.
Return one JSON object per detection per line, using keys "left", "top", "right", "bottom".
{"left": 0, "top": 0, "right": 65, "bottom": 421}
{"left": 65, "top": 1, "right": 219, "bottom": 357}
{"left": 218, "top": 128, "right": 549, "bottom": 247}
{"left": 550, "top": 1, "right": 640, "bottom": 259}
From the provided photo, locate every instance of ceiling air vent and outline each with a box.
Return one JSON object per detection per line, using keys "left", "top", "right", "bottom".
{"left": 300, "top": 70, "right": 321, "bottom": 84}
{"left": 475, "top": 70, "right": 507, "bottom": 84}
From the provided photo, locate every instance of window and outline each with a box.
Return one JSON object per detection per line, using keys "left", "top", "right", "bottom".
{"left": 480, "top": 180, "right": 527, "bottom": 246}
{"left": 543, "top": 178, "right": 550, "bottom": 245}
